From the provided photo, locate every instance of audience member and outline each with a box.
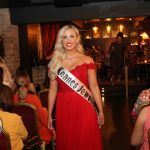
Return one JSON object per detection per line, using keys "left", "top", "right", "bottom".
{"left": 131, "top": 88, "right": 150, "bottom": 120}
{"left": 0, "top": 84, "right": 28, "bottom": 150}
{"left": 0, "top": 57, "right": 13, "bottom": 88}
{"left": 13, "top": 74, "right": 54, "bottom": 144}
{"left": 13, "top": 66, "right": 37, "bottom": 95}
{"left": 131, "top": 102, "right": 150, "bottom": 149}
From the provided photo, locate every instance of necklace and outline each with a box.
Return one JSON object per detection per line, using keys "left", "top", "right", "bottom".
{"left": 66, "top": 56, "right": 78, "bottom": 59}
{"left": 65, "top": 54, "right": 78, "bottom": 59}
{"left": 65, "top": 51, "right": 79, "bottom": 60}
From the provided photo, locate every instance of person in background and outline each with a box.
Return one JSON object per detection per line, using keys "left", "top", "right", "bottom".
{"left": 13, "top": 66, "right": 37, "bottom": 95}
{"left": 0, "top": 57, "right": 13, "bottom": 88}
{"left": 13, "top": 74, "right": 54, "bottom": 145}
{"left": 48, "top": 24, "right": 104, "bottom": 150}
{"left": 131, "top": 86, "right": 150, "bottom": 149}
{"left": 0, "top": 84, "right": 28, "bottom": 150}
{"left": 134, "top": 36, "right": 145, "bottom": 81}
{"left": 94, "top": 45, "right": 105, "bottom": 81}
{"left": 109, "top": 32, "right": 127, "bottom": 85}
{"left": 130, "top": 90, "right": 150, "bottom": 150}
{"left": 131, "top": 88, "right": 150, "bottom": 121}
{"left": 134, "top": 36, "right": 144, "bottom": 59}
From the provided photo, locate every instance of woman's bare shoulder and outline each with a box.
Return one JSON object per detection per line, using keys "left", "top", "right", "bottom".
{"left": 137, "top": 106, "right": 150, "bottom": 121}
{"left": 80, "top": 54, "right": 94, "bottom": 64}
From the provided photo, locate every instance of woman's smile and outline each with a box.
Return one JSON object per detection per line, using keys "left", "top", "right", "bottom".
{"left": 62, "top": 28, "right": 78, "bottom": 51}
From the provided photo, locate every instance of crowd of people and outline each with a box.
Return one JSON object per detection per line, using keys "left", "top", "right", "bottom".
{"left": 0, "top": 84, "right": 28, "bottom": 150}
{"left": 0, "top": 58, "right": 54, "bottom": 150}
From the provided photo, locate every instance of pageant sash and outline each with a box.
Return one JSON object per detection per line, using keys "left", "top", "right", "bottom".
{"left": 58, "top": 67, "right": 98, "bottom": 113}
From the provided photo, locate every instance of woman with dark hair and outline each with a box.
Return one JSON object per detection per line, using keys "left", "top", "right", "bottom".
{"left": 0, "top": 84, "right": 28, "bottom": 150}
{"left": 13, "top": 66, "right": 37, "bottom": 95}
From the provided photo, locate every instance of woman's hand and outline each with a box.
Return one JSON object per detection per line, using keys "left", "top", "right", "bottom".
{"left": 0, "top": 60, "right": 9, "bottom": 72}
{"left": 52, "top": 128, "right": 56, "bottom": 140}
{"left": 48, "top": 115, "right": 56, "bottom": 140}
{"left": 98, "top": 112, "right": 104, "bottom": 127}
{"left": 48, "top": 116, "right": 53, "bottom": 130}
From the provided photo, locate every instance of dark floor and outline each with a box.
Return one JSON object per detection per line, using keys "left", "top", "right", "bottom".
{"left": 101, "top": 80, "right": 148, "bottom": 150}
{"left": 102, "top": 96, "right": 133, "bottom": 150}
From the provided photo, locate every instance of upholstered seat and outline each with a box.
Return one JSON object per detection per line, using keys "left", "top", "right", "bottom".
{"left": 12, "top": 103, "right": 45, "bottom": 150}
{"left": 38, "top": 89, "right": 56, "bottom": 150}
{"left": 0, "top": 130, "right": 11, "bottom": 150}
{"left": 38, "top": 89, "right": 56, "bottom": 119}
{"left": 38, "top": 89, "right": 49, "bottom": 109}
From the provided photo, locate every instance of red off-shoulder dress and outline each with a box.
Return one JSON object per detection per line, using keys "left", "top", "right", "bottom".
{"left": 56, "top": 63, "right": 103, "bottom": 150}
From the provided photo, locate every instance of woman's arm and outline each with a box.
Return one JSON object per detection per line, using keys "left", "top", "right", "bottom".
{"left": 17, "top": 116, "right": 28, "bottom": 139}
{"left": 87, "top": 57, "right": 104, "bottom": 125}
{"left": 0, "top": 60, "right": 13, "bottom": 87}
{"left": 130, "top": 108, "right": 147, "bottom": 146}
{"left": 48, "top": 79, "right": 58, "bottom": 129}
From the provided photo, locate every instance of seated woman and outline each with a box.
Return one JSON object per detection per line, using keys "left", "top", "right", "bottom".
{"left": 13, "top": 66, "right": 37, "bottom": 95}
{"left": 0, "top": 84, "right": 28, "bottom": 150}
{"left": 13, "top": 73, "right": 53, "bottom": 144}
{"left": 130, "top": 104, "right": 150, "bottom": 150}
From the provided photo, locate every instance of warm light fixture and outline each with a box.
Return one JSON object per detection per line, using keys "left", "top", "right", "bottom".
{"left": 92, "top": 25, "right": 100, "bottom": 38}
{"left": 106, "top": 25, "right": 111, "bottom": 34}
{"left": 129, "top": 18, "right": 132, "bottom": 21}
{"left": 118, "top": 24, "right": 124, "bottom": 32}
{"left": 85, "top": 34, "right": 91, "bottom": 39}
{"left": 105, "top": 18, "right": 112, "bottom": 22}
{"left": 140, "top": 32, "right": 149, "bottom": 40}
{"left": 92, "top": 26, "right": 98, "bottom": 34}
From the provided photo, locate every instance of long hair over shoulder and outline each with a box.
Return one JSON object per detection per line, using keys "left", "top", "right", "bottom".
{"left": 48, "top": 24, "right": 84, "bottom": 80}
{"left": 0, "top": 84, "right": 13, "bottom": 112}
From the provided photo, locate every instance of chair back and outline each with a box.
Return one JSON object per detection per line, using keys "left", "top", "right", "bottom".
{"left": 38, "top": 89, "right": 49, "bottom": 109}
{"left": 0, "top": 131, "right": 11, "bottom": 150}
{"left": 0, "top": 119, "right": 11, "bottom": 150}
{"left": 38, "top": 89, "right": 56, "bottom": 120}
{"left": 12, "top": 103, "right": 42, "bottom": 149}
{"left": 12, "top": 103, "right": 39, "bottom": 137}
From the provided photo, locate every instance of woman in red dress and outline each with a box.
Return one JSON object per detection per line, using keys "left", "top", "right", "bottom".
{"left": 48, "top": 24, "right": 104, "bottom": 150}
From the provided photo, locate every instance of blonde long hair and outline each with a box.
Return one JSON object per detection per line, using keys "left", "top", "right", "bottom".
{"left": 48, "top": 24, "right": 84, "bottom": 80}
